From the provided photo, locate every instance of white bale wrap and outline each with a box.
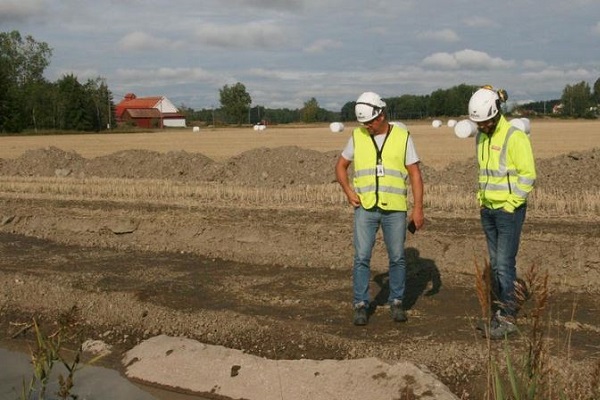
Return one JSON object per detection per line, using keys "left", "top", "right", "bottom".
{"left": 432, "top": 119, "right": 442, "bottom": 128}
{"left": 454, "top": 119, "right": 478, "bottom": 138}
{"left": 447, "top": 119, "right": 457, "bottom": 128}
{"left": 329, "top": 122, "right": 345, "bottom": 133}
{"left": 192, "top": 126, "right": 200, "bottom": 133}
{"left": 509, "top": 118, "right": 531, "bottom": 135}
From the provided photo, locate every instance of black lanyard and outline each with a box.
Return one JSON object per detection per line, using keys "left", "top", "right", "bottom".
{"left": 369, "top": 124, "right": 392, "bottom": 164}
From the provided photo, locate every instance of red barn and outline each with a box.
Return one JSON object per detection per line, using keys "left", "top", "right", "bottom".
{"left": 115, "top": 93, "right": 186, "bottom": 128}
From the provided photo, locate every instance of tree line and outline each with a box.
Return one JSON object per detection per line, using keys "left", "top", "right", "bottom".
{"left": 1, "top": 30, "right": 599, "bottom": 134}
{"left": 0, "top": 31, "right": 113, "bottom": 133}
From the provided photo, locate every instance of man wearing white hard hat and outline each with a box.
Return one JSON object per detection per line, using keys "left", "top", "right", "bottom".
{"left": 469, "top": 85, "right": 536, "bottom": 340}
{"left": 335, "top": 91, "right": 424, "bottom": 326}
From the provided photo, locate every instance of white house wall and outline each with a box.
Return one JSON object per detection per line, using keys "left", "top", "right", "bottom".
{"left": 163, "top": 119, "right": 187, "bottom": 128}
{"left": 155, "top": 97, "right": 179, "bottom": 113}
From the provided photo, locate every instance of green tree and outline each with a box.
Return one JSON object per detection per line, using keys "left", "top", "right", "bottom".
{"left": 56, "top": 74, "right": 94, "bottom": 131}
{"left": 592, "top": 77, "right": 600, "bottom": 106}
{"left": 0, "top": 30, "right": 52, "bottom": 132}
{"left": 219, "top": 82, "right": 251, "bottom": 125}
{"left": 84, "top": 77, "right": 114, "bottom": 131}
{"left": 301, "top": 97, "right": 319, "bottom": 123}
{"left": 0, "top": 30, "right": 52, "bottom": 86}
{"left": 561, "top": 81, "right": 593, "bottom": 118}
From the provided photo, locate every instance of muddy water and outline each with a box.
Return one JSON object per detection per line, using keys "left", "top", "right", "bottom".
{"left": 0, "top": 347, "right": 158, "bottom": 400}
{"left": 0, "top": 345, "right": 210, "bottom": 400}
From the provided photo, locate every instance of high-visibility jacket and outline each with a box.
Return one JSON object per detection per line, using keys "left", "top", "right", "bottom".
{"left": 476, "top": 115, "right": 536, "bottom": 212}
{"left": 352, "top": 125, "right": 409, "bottom": 210}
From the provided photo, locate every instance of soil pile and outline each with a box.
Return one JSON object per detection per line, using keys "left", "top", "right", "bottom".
{"left": 1, "top": 145, "right": 599, "bottom": 193}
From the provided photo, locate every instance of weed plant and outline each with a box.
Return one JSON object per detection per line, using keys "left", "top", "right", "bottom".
{"left": 19, "top": 306, "right": 104, "bottom": 400}
{"left": 475, "top": 261, "right": 600, "bottom": 399}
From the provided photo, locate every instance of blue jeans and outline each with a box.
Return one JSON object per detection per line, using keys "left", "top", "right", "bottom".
{"left": 480, "top": 205, "right": 527, "bottom": 318}
{"left": 353, "top": 206, "right": 407, "bottom": 307}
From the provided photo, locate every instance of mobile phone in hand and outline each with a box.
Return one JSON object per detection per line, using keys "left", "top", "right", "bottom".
{"left": 407, "top": 220, "right": 416, "bottom": 234}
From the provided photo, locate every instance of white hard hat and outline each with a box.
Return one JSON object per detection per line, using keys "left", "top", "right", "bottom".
{"left": 355, "top": 92, "right": 386, "bottom": 123}
{"left": 468, "top": 87, "right": 500, "bottom": 122}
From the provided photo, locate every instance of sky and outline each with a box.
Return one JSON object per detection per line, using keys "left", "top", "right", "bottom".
{"left": 1, "top": 0, "right": 600, "bottom": 111}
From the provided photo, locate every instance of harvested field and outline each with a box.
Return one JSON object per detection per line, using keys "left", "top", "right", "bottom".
{"left": 0, "top": 119, "right": 599, "bottom": 399}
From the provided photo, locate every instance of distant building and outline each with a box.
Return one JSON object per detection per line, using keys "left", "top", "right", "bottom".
{"left": 115, "top": 93, "right": 186, "bottom": 128}
{"left": 552, "top": 103, "right": 564, "bottom": 114}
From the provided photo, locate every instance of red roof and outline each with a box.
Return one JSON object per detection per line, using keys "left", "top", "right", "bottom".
{"left": 115, "top": 95, "right": 163, "bottom": 118}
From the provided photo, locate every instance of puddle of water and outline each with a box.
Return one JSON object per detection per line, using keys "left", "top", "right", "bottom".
{"left": 0, "top": 347, "right": 159, "bottom": 400}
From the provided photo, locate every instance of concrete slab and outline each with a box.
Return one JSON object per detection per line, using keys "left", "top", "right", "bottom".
{"left": 123, "top": 335, "right": 459, "bottom": 400}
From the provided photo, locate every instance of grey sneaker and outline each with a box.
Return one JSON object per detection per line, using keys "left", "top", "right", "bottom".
{"left": 475, "top": 315, "right": 500, "bottom": 332}
{"left": 487, "top": 314, "right": 518, "bottom": 340}
{"left": 390, "top": 300, "right": 408, "bottom": 323}
{"left": 353, "top": 303, "right": 368, "bottom": 326}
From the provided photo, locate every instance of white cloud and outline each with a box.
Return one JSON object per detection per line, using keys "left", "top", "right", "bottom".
{"left": 522, "top": 59, "right": 548, "bottom": 69}
{"left": 116, "top": 67, "right": 218, "bottom": 85}
{"left": 118, "top": 32, "right": 184, "bottom": 51}
{"left": 462, "top": 16, "right": 499, "bottom": 28}
{"left": 418, "top": 29, "right": 460, "bottom": 43}
{"left": 520, "top": 66, "right": 597, "bottom": 83}
{"left": 422, "top": 49, "right": 515, "bottom": 70}
{"left": 303, "top": 39, "right": 343, "bottom": 53}
{"left": 194, "top": 21, "right": 292, "bottom": 49}
{"left": 0, "top": 0, "right": 43, "bottom": 23}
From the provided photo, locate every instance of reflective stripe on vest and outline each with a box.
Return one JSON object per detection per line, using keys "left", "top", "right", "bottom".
{"left": 352, "top": 125, "right": 408, "bottom": 210}
{"left": 476, "top": 125, "right": 533, "bottom": 203}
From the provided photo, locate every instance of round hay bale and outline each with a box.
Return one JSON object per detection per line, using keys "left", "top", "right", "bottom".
{"left": 454, "top": 119, "right": 478, "bottom": 138}
{"left": 447, "top": 119, "right": 457, "bottom": 128}
{"left": 192, "top": 126, "right": 200, "bottom": 133}
{"left": 329, "top": 122, "right": 345, "bottom": 133}
{"left": 509, "top": 118, "right": 531, "bottom": 135}
{"left": 432, "top": 119, "right": 443, "bottom": 128}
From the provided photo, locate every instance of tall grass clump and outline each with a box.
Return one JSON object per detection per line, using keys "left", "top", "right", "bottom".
{"left": 19, "top": 306, "right": 104, "bottom": 400}
{"left": 475, "top": 261, "right": 600, "bottom": 399}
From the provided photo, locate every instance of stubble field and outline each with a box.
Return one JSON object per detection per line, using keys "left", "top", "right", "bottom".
{"left": 0, "top": 119, "right": 599, "bottom": 398}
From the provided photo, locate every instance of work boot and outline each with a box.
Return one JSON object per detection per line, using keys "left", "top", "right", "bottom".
{"left": 390, "top": 300, "right": 408, "bottom": 323}
{"left": 475, "top": 313, "right": 500, "bottom": 332}
{"left": 353, "top": 303, "right": 368, "bottom": 326}
{"left": 484, "top": 313, "right": 518, "bottom": 340}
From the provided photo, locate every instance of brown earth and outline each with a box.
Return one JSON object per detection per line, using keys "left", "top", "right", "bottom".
{"left": 1, "top": 145, "right": 600, "bottom": 399}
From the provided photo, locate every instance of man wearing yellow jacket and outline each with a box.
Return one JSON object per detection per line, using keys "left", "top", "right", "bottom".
{"left": 468, "top": 86, "right": 536, "bottom": 339}
{"left": 335, "top": 92, "right": 424, "bottom": 326}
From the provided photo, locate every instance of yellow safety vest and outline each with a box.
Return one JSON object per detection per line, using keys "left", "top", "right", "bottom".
{"left": 476, "top": 116, "right": 536, "bottom": 212}
{"left": 352, "top": 125, "right": 409, "bottom": 210}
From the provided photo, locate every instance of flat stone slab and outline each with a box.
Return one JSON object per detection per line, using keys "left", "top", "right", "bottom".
{"left": 123, "top": 335, "right": 459, "bottom": 400}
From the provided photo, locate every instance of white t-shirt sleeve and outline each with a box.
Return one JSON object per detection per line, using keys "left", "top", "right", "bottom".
{"left": 341, "top": 137, "right": 354, "bottom": 161}
{"left": 341, "top": 134, "right": 420, "bottom": 165}
{"left": 405, "top": 136, "right": 420, "bottom": 165}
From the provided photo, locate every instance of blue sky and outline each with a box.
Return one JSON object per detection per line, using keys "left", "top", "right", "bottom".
{"left": 2, "top": 0, "right": 599, "bottom": 111}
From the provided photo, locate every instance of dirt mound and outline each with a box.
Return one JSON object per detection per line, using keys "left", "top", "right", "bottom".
{"left": 421, "top": 148, "right": 600, "bottom": 193}
{"left": 84, "top": 149, "right": 216, "bottom": 181}
{"left": 214, "top": 146, "right": 340, "bottom": 187}
{"left": 1, "top": 147, "right": 86, "bottom": 177}
{"left": 1, "top": 145, "right": 599, "bottom": 193}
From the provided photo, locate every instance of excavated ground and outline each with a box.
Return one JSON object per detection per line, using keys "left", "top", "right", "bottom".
{"left": 1, "top": 145, "right": 599, "bottom": 399}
